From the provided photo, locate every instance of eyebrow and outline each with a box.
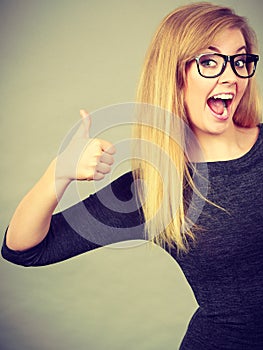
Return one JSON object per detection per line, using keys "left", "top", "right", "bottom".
{"left": 208, "top": 45, "right": 247, "bottom": 53}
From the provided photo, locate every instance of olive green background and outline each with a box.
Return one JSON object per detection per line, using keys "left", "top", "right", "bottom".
{"left": 0, "top": 1, "right": 262, "bottom": 349}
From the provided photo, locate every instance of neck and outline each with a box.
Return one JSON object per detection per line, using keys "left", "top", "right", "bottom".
{"left": 193, "top": 123, "right": 255, "bottom": 162}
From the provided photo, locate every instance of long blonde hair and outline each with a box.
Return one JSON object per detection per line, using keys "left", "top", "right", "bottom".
{"left": 132, "top": 2, "right": 261, "bottom": 253}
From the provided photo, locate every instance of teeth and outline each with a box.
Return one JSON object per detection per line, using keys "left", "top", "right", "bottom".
{"left": 212, "top": 93, "right": 233, "bottom": 100}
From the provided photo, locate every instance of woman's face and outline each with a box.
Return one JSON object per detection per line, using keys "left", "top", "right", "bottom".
{"left": 184, "top": 28, "right": 249, "bottom": 136}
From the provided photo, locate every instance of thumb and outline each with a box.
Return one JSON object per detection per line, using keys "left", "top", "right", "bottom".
{"left": 79, "top": 109, "right": 91, "bottom": 138}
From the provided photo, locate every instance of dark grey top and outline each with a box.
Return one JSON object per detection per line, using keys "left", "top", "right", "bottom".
{"left": 2, "top": 125, "right": 263, "bottom": 349}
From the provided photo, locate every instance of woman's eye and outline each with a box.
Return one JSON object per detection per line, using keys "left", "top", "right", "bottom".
{"left": 235, "top": 59, "right": 246, "bottom": 68}
{"left": 200, "top": 59, "right": 217, "bottom": 67}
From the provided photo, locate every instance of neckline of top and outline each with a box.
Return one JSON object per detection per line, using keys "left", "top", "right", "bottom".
{"left": 194, "top": 124, "right": 263, "bottom": 175}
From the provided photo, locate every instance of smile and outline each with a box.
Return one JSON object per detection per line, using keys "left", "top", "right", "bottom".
{"left": 207, "top": 93, "right": 234, "bottom": 120}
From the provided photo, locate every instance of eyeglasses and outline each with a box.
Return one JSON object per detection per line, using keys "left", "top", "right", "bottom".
{"left": 194, "top": 53, "right": 259, "bottom": 78}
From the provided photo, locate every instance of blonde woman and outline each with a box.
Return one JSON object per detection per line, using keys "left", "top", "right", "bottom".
{"left": 2, "top": 3, "right": 262, "bottom": 349}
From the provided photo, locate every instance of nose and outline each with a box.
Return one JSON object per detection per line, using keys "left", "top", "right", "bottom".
{"left": 218, "top": 61, "right": 238, "bottom": 84}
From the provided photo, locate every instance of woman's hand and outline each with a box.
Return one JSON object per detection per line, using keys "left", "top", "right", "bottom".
{"left": 56, "top": 109, "right": 116, "bottom": 183}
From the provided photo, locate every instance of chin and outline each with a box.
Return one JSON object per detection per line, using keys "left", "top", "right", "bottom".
{"left": 191, "top": 116, "right": 234, "bottom": 137}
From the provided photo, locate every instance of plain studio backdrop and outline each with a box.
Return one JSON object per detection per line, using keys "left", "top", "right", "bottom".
{"left": 0, "top": 1, "right": 262, "bottom": 349}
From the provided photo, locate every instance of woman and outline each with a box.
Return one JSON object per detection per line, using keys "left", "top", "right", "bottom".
{"left": 2, "top": 2, "right": 262, "bottom": 349}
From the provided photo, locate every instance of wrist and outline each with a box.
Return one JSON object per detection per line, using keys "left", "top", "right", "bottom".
{"left": 46, "top": 159, "right": 73, "bottom": 201}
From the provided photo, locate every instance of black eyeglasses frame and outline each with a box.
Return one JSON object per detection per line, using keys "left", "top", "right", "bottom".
{"left": 194, "top": 53, "right": 259, "bottom": 79}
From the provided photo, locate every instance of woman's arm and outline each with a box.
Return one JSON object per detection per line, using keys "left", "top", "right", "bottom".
{"left": 6, "top": 159, "right": 70, "bottom": 251}
{"left": 2, "top": 170, "right": 144, "bottom": 266}
{"left": 5, "top": 110, "right": 116, "bottom": 252}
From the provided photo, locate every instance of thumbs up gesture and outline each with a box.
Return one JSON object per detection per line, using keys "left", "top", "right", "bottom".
{"left": 56, "top": 110, "right": 116, "bottom": 182}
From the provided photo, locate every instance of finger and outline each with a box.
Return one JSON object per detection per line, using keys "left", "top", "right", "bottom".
{"left": 79, "top": 109, "right": 91, "bottom": 138}
{"left": 93, "top": 172, "right": 105, "bottom": 181}
{"left": 100, "top": 139, "right": 116, "bottom": 155}
{"left": 95, "top": 162, "right": 111, "bottom": 175}
{"left": 100, "top": 152, "right": 114, "bottom": 165}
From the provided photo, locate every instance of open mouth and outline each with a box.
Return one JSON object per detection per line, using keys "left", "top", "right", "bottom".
{"left": 207, "top": 93, "right": 234, "bottom": 120}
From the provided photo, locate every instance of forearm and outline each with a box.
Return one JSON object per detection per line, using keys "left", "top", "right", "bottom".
{"left": 5, "top": 111, "right": 115, "bottom": 253}
{"left": 6, "top": 158, "right": 71, "bottom": 251}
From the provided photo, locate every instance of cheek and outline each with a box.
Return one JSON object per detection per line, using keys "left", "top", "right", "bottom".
{"left": 236, "top": 80, "right": 249, "bottom": 103}
{"left": 184, "top": 66, "right": 199, "bottom": 109}
{"left": 184, "top": 77, "right": 209, "bottom": 113}
{"left": 184, "top": 64, "right": 217, "bottom": 117}
{"left": 240, "top": 80, "right": 248, "bottom": 95}
{"left": 184, "top": 77, "right": 199, "bottom": 111}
